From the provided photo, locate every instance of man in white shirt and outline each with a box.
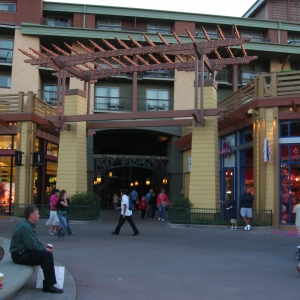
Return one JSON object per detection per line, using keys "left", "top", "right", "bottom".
{"left": 112, "top": 189, "right": 139, "bottom": 236}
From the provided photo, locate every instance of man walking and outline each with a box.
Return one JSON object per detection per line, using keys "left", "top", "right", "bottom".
{"left": 145, "top": 188, "right": 153, "bottom": 218}
{"left": 112, "top": 189, "right": 139, "bottom": 236}
{"left": 130, "top": 188, "right": 138, "bottom": 210}
{"left": 240, "top": 187, "right": 254, "bottom": 231}
{"left": 10, "top": 206, "right": 63, "bottom": 293}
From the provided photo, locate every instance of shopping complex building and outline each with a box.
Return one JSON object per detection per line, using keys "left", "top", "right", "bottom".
{"left": 0, "top": 0, "right": 300, "bottom": 227}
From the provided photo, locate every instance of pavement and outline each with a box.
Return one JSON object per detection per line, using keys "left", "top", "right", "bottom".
{"left": 0, "top": 210, "right": 300, "bottom": 300}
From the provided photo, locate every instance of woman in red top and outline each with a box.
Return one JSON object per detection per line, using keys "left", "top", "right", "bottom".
{"left": 46, "top": 188, "right": 60, "bottom": 235}
{"left": 156, "top": 188, "right": 170, "bottom": 221}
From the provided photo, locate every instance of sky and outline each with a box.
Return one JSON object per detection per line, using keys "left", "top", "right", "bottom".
{"left": 45, "top": 0, "right": 258, "bottom": 18}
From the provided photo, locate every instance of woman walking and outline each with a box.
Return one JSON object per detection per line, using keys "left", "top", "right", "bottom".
{"left": 156, "top": 188, "right": 170, "bottom": 222}
{"left": 57, "top": 190, "right": 68, "bottom": 241}
{"left": 46, "top": 188, "right": 60, "bottom": 235}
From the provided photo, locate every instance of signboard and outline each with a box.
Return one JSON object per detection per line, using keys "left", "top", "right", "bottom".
{"left": 33, "top": 152, "right": 45, "bottom": 167}
{"left": 219, "top": 138, "right": 232, "bottom": 157}
{"left": 263, "top": 139, "right": 271, "bottom": 162}
{"left": 15, "top": 151, "right": 23, "bottom": 166}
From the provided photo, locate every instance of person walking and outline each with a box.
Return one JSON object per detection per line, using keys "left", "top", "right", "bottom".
{"left": 138, "top": 196, "right": 147, "bottom": 220}
{"left": 111, "top": 189, "right": 139, "bottom": 236}
{"left": 145, "top": 188, "right": 153, "bottom": 217}
{"left": 46, "top": 189, "right": 60, "bottom": 235}
{"left": 56, "top": 190, "right": 68, "bottom": 241}
{"left": 66, "top": 197, "right": 74, "bottom": 235}
{"left": 240, "top": 187, "right": 254, "bottom": 231}
{"left": 156, "top": 188, "right": 170, "bottom": 222}
{"left": 149, "top": 191, "right": 156, "bottom": 220}
{"left": 130, "top": 188, "right": 138, "bottom": 210}
{"left": 293, "top": 202, "right": 300, "bottom": 273}
{"left": 112, "top": 193, "right": 120, "bottom": 210}
{"left": 9, "top": 206, "right": 63, "bottom": 293}
{"left": 226, "top": 199, "right": 237, "bottom": 230}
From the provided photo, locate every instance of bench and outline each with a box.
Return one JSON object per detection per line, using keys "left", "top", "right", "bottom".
{"left": 0, "top": 237, "right": 35, "bottom": 300}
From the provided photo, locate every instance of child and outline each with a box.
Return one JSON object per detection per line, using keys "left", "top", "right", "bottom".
{"left": 138, "top": 196, "right": 147, "bottom": 220}
{"left": 226, "top": 199, "right": 237, "bottom": 230}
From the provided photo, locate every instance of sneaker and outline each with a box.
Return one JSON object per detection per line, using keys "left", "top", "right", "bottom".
{"left": 158, "top": 218, "right": 161, "bottom": 221}
{"left": 297, "top": 245, "right": 300, "bottom": 249}
{"left": 48, "top": 229, "right": 55, "bottom": 236}
{"left": 162, "top": 219, "right": 165, "bottom": 221}
{"left": 247, "top": 225, "right": 251, "bottom": 230}
{"left": 244, "top": 226, "right": 248, "bottom": 231}
{"left": 230, "top": 226, "right": 234, "bottom": 230}
{"left": 58, "top": 236, "right": 66, "bottom": 241}
{"left": 68, "top": 231, "right": 75, "bottom": 235}
{"left": 234, "top": 227, "right": 238, "bottom": 230}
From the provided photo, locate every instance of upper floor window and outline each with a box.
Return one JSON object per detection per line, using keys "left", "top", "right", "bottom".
{"left": 196, "top": 27, "right": 218, "bottom": 39}
{"left": 0, "top": 75, "right": 11, "bottom": 88}
{"left": 46, "top": 17, "right": 72, "bottom": 27}
{"left": 95, "top": 86, "right": 119, "bottom": 110}
{"left": 0, "top": 39, "right": 13, "bottom": 63}
{"left": 97, "top": 20, "right": 121, "bottom": 31}
{"left": 288, "top": 35, "right": 300, "bottom": 45}
{"left": 147, "top": 23, "right": 170, "bottom": 34}
{"left": 0, "top": 2, "right": 16, "bottom": 12}
{"left": 242, "top": 31, "right": 270, "bottom": 42}
{"left": 146, "top": 89, "right": 169, "bottom": 111}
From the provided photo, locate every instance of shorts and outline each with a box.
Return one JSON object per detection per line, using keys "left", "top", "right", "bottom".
{"left": 45, "top": 210, "right": 59, "bottom": 225}
{"left": 230, "top": 219, "right": 237, "bottom": 224}
{"left": 240, "top": 207, "right": 252, "bottom": 218}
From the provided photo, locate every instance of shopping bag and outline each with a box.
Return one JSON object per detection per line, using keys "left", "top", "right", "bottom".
{"left": 36, "top": 265, "right": 65, "bottom": 289}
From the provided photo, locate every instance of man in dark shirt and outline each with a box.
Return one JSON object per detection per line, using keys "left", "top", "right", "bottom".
{"left": 240, "top": 187, "right": 254, "bottom": 231}
{"left": 9, "top": 206, "right": 63, "bottom": 293}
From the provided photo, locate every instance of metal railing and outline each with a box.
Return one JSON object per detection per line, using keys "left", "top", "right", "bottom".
{"left": 168, "top": 207, "right": 272, "bottom": 226}
{"left": 0, "top": 48, "right": 13, "bottom": 63}
{"left": 10, "top": 204, "right": 100, "bottom": 221}
{"left": 96, "top": 24, "right": 172, "bottom": 34}
{"left": 41, "top": 18, "right": 72, "bottom": 27}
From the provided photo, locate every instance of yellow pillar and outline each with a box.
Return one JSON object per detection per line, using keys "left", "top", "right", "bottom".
{"left": 15, "top": 92, "right": 36, "bottom": 204}
{"left": 56, "top": 90, "right": 87, "bottom": 197}
{"left": 189, "top": 83, "right": 220, "bottom": 208}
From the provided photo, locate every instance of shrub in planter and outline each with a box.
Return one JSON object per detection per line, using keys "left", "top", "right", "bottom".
{"left": 171, "top": 197, "right": 192, "bottom": 208}
{"left": 169, "top": 197, "right": 192, "bottom": 223}
{"left": 70, "top": 192, "right": 100, "bottom": 206}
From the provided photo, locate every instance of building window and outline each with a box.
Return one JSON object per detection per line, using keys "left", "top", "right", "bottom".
{"left": 288, "top": 35, "right": 300, "bottom": 45}
{"left": 146, "top": 89, "right": 169, "bottom": 111}
{"left": 241, "top": 31, "right": 270, "bottom": 42}
{"left": 95, "top": 87, "right": 119, "bottom": 110}
{"left": 147, "top": 23, "right": 170, "bottom": 34}
{"left": 280, "top": 144, "right": 300, "bottom": 224}
{"left": 0, "top": 39, "right": 13, "bottom": 63}
{"left": 46, "top": 17, "right": 72, "bottom": 27}
{"left": 240, "top": 127, "right": 253, "bottom": 144}
{"left": 97, "top": 20, "right": 121, "bottom": 30}
{"left": 40, "top": 85, "right": 58, "bottom": 105}
{"left": 0, "top": 75, "right": 11, "bottom": 88}
{"left": 0, "top": 3, "right": 16, "bottom": 12}
{"left": 47, "top": 142, "right": 58, "bottom": 157}
{"left": 280, "top": 121, "right": 300, "bottom": 137}
{"left": 196, "top": 27, "right": 218, "bottom": 38}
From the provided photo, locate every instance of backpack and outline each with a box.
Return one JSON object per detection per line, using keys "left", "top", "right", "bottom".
{"left": 128, "top": 197, "right": 133, "bottom": 210}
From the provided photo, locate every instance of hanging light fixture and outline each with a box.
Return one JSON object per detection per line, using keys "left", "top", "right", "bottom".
{"left": 162, "top": 178, "right": 168, "bottom": 185}
{"left": 146, "top": 178, "right": 150, "bottom": 185}
{"left": 97, "top": 176, "right": 101, "bottom": 184}
{"left": 130, "top": 182, "right": 134, "bottom": 186}
{"left": 135, "top": 180, "right": 139, "bottom": 186}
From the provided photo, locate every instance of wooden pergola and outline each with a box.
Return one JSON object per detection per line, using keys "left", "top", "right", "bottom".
{"left": 18, "top": 25, "right": 257, "bottom": 130}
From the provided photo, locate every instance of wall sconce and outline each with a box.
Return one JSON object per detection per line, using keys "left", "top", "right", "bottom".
{"left": 94, "top": 180, "right": 97, "bottom": 185}
{"left": 97, "top": 176, "right": 101, "bottom": 184}
{"left": 296, "top": 177, "right": 299, "bottom": 182}
{"left": 108, "top": 172, "right": 113, "bottom": 177}
{"left": 130, "top": 182, "right": 134, "bottom": 187}
{"left": 146, "top": 179, "right": 150, "bottom": 186}
{"left": 162, "top": 178, "right": 168, "bottom": 185}
{"left": 135, "top": 180, "right": 139, "bottom": 186}
{"left": 247, "top": 108, "right": 258, "bottom": 115}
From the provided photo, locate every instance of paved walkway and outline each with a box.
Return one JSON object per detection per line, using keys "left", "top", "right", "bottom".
{"left": 1, "top": 210, "right": 300, "bottom": 300}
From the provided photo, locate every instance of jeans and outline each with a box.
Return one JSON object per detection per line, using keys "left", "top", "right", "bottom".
{"left": 158, "top": 204, "right": 165, "bottom": 219}
{"left": 113, "top": 203, "right": 118, "bottom": 210}
{"left": 57, "top": 211, "right": 68, "bottom": 237}
{"left": 149, "top": 205, "right": 156, "bottom": 218}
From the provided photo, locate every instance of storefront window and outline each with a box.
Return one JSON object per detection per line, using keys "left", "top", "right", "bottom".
{"left": 240, "top": 148, "right": 254, "bottom": 194}
{"left": 280, "top": 144, "right": 300, "bottom": 224}
{"left": 280, "top": 121, "right": 300, "bottom": 137}
{"left": 0, "top": 135, "right": 16, "bottom": 149}
{"left": 45, "top": 161, "right": 57, "bottom": 203}
{"left": 47, "top": 142, "right": 58, "bottom": 157}
{"left": 240, "top": 127, "right": 253, "bottom": 144}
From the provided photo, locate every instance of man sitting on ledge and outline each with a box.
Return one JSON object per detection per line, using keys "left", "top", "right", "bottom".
{"left": 9, "top": 205, "right": 63, "bottom": 294}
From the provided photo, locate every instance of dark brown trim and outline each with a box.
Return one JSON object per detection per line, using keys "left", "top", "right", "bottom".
{"left": 218, "top": 118, "right": 253, "bottom": 137}
{"left": 0, "top": 126, "right": 18, "bottom": 134}
{"left": 36, "top": 129, "right": 59, "bottom": 144}
{"left": 86, "top": 119, "right": 193, "bottom": 129}
{"left": 45, "top": 154, "right": 58, "bottom": 162}
{"left": 278, "top": 112, "right": 300, "bottom": 120}
{"left": 0, "top": 150, "right": 16, "bottom": 155}
{"left": 65, "top": 89, "right": 86, "bottom": 98}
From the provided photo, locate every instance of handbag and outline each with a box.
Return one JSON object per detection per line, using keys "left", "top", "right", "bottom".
{"left": 36, "top": 265, "right": 65, "bottom": 289}
{"left": 162, "top": 200, "right": 168, "bottom": 208}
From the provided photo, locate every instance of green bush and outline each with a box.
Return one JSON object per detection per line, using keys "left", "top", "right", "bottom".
{"left": 70, "top": 192, "right": 100, "bottom": 206}
{"left": 171, "top": 197, "right": 192, "bottom": 208}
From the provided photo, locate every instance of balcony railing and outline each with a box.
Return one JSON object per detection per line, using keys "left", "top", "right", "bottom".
{"left": 239, "top": 71, "right": 261, "bottom": 85}
{"left": 94, "top": 96, "right": 174, "bottom": 112}
{"left": 41, "top": 18, "right": 72, "bottom": 27}
{"left": 218, "top": 70, "right": 300, "bottom": 114}
{"left": 288, "top": 40, "right": 300, "bottom": 45}
{"left": 0, "top": 48, "right": 13, "bottom": 63}
{"left": 143, "top": 70, "right": 174, "bottom": 79}
{"left": 96, "top": 24, "right": 172, "bottom": 34}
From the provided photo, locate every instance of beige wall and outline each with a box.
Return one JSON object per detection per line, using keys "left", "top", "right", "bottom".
{"left": 174, "top": 69, "right": 194, "bottom": 110}
{"left": 270, "top": 59, "right": 291, "bottom": 72}
{"left": 10, "top": 29, "right": 40, "bottom": 94}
